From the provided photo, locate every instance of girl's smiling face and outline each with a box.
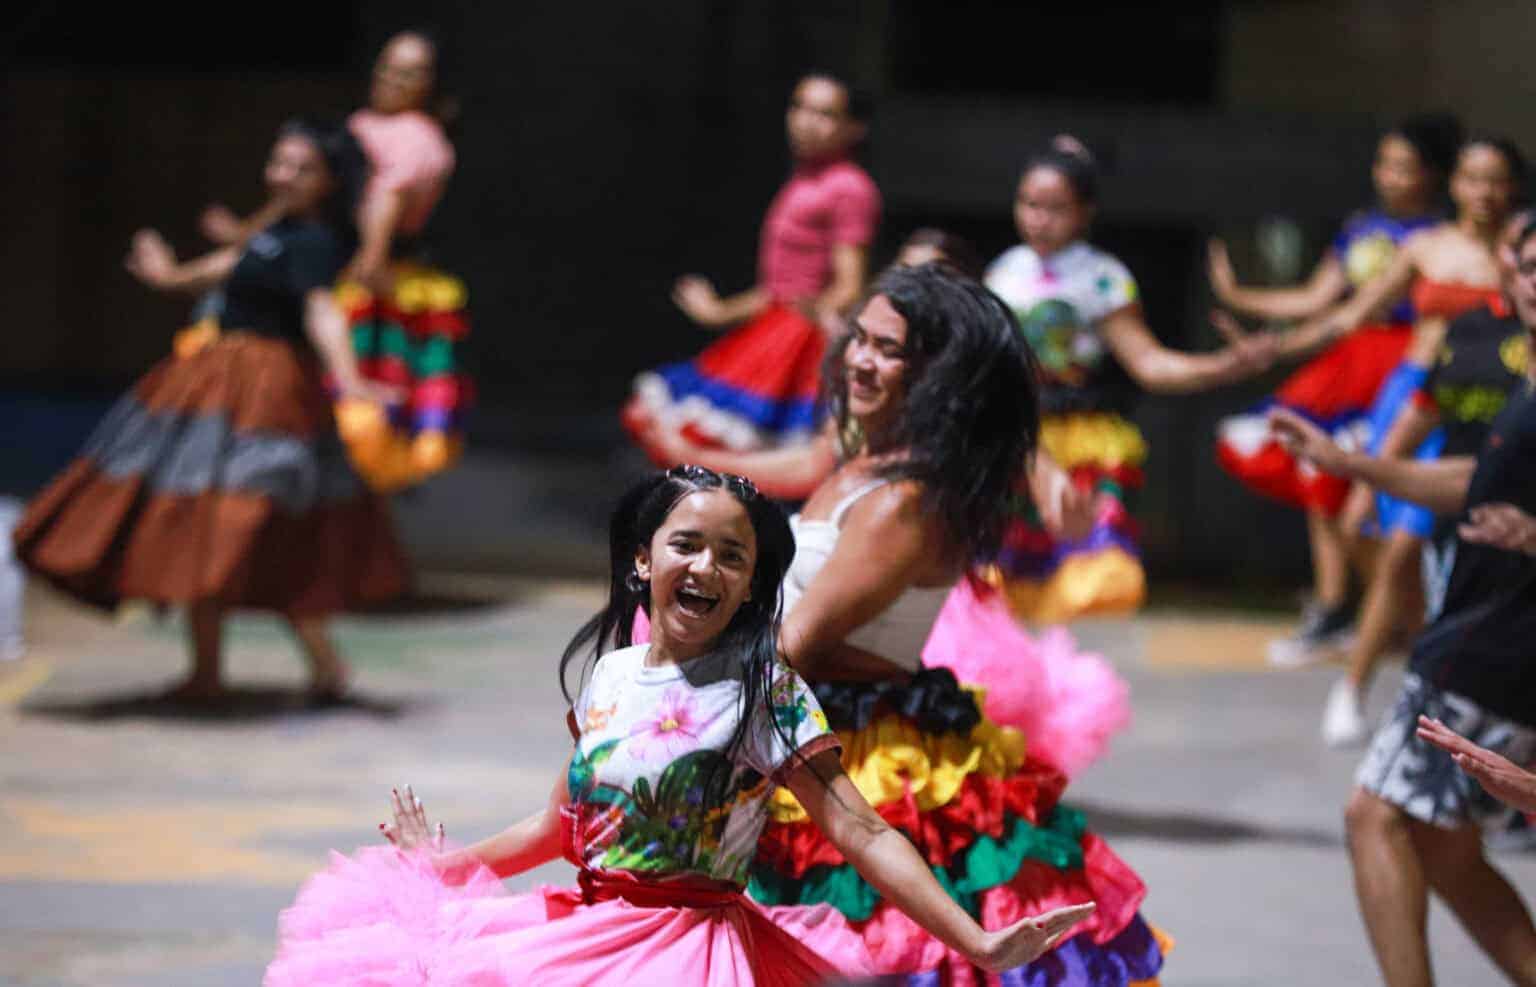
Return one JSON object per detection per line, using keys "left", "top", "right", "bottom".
{"left": 636, "top": 490, "right": 758, "bottom": 661}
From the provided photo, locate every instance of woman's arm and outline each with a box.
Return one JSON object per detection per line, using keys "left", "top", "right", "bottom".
{"left": 778, "top": 482, "right": 940, "bottom": 680}
{"left": 1269, "top": 408, "right": 1475, "bottom": 515}
{"left": 345, "top": 188, "right": 407, "bottom": 289}
{"left": 124, "top": 230, "right": 239, "bottom": 295}
{"left": 788, "top": 751, "right": 1094, "bottom": 972}
{"left": 304, "top": 288, "right": 403, "bottom": 404}
{"left": 1209, "top": 240, "right": 1351, "bottom": 321}
{"left": 1374, "top": 399, "right": 1441, "bottom": 460}
{"left": 672, "top": 276, "right": 770, "bottom": 328}
{"left": 1098, "top": 304, "right": 1275, "bottom": 394}
{"left": 640, "top": 423, "right": 840, "bottom": 501}
{"left": 813, "top": 243, "right": 869, "bottom": 334}
{"left": 200, "top": 199, "right": 287, "bottom": 247}
{"left": 1275, "top": 239, "right": 1421, "bottom": 360}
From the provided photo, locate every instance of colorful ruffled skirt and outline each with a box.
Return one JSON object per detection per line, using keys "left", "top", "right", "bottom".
{"left": 14, "top": 332, "right": 407, "bottom": 614}
{"left": 749, "top": 671, "right": 1167, "bottom": 986}
{"left": 266, "top": 847, "right": 880, "bottom": 986}
{"left": 1216, "top": 322, "right": 1410, "bottom": 515}
{"left": 624, "top": 303, "right": 824, "bottom": 457}
{"left": 334, "top": 262, "right": 473, "bottom": 492}
{"left": 986, "top": 411, "right": 1147, "bottom": 624}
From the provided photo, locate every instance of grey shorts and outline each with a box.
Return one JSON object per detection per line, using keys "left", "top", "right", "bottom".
{"left": 1357, "top": 673, "right": 1536, "bottom": 830}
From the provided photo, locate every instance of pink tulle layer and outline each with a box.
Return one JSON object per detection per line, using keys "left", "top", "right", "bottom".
{"left": 921, "top": 579, "right": 1131, "bottom": 777}
{"left": 264, "top": 847, "right": 879, "bottom": 987}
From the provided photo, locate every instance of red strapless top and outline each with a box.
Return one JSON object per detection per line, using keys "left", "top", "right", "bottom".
{"left": 1409, "top": 279, "right": 1504, "bottom": 320}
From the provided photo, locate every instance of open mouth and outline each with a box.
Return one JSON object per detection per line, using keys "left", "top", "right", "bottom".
{"left": 675, "top": 586, "right": 720, "bottom": 618}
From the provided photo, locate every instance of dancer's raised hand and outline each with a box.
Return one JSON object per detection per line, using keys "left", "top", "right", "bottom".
{"left": 380, "top": 784, "right": 445, "bottom": 853}
{"left": 672, "top": 275, "right": 725, "bottom": 327}
{"left": 1416, "top": 715, "right": 1536, "bottom": 813}
{"left": 973, "top": 902, "right": 1096, "bottom": 972}
{"left": 1269, "top": 408, "right": 1347, "bottom": 473}
{"left": 199, "top": 203, "right": 246, "bottom": 245}
{"left": 125, "top": 229, "right": 178, "bottom": 289}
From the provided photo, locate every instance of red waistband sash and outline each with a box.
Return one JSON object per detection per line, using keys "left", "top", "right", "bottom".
{"left": 575, "top": 868, "right": 744, "bottom": 909}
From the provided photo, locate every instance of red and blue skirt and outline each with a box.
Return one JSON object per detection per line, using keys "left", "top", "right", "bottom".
{"left": 1215, "top": 322, "right": 1410, "bottom": 515}
{"left": 624, "top": 303, "right": 824, "bottom": 458}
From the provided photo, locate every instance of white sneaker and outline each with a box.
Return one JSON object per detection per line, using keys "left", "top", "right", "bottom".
{"left": 1268, "top": 601, "right": 1355, "bottom": 669}
{"left": 1321, "top": 678, "right": 1369, "bottom": 748}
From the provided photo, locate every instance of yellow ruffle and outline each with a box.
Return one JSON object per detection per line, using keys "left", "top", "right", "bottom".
{"left": 173, "top": 319, "right": 221, "bottom": 360}
{"left": 768, "top": 704, "right": 1026, "bottom": 824}
{"left": 986, "top": 548, "right": 1145, "bottom": 625}
{"left": 335, "top": 261, "right": 467, "bottom": 314}
{"left": 335, "top": 398, "right": 462, "bottom": 493}
{"left": 1039, "top": 412, "right": 1147, "bottom": 472}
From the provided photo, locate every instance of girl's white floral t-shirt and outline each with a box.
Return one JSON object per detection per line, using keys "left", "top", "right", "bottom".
{"left": 566, "top": 643, "right": 837, "bottom": 885}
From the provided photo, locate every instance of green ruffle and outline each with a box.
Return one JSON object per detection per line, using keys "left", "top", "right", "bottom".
{"left": 748, "top": 806, "right": 1087, "bottom": 922}
{"left": 351, "top": 322, "right": 459, "bottom": 377}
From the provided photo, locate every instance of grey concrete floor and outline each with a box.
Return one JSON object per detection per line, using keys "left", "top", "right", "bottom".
{"left": 3, "top": 580, "right": 1534, "bottom": 986}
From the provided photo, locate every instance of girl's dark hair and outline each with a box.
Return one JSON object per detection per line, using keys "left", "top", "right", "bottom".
{"left": 1387, "top": 113, "right": 1463, "bottom": 179}
{"left": 560, "top": 466, "right": 804, "bottom": 791}
{"left": 821, "top": 264, "right": 1041, "bottom": 562}
{"left": 1021, "top": 133, "right": 1101, "bottom": 206}
{"left": 900, "top": 227, "right": 985, "bottom": 280}
{"left": 1459, "top": 134, "right": 1529, "bottom": 200}
{"left": 277, "top": 117, "right": 369, "bottom": 244}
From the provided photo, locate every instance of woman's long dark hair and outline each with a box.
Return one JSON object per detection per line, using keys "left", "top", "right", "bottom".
{"left": 821, "top": 263, "right": 1042, "bottom": 562}
{"left": 278, "top": 117, "right": 369, "bottom": 245}
{"left": 559, "top": 466, "right": 804, "bottom": 791}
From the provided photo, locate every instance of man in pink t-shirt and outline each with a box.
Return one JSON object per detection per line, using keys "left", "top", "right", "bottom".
{"left": 672, "top": 74, "right": 881, "bottom": 335}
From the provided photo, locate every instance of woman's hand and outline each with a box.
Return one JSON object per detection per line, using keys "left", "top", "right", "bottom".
{"left": 199, "top": 203, "right": 246, "bottom": 246}
{"left": 124, "top": 229, "right": 179, "bottom": 289}
{"left": 1028, "top": 454, "right": 1095, "bottom": 543}
{"left": 638, "top": 418, "right": 699, "bottom": 468}
{"left": 380, "top": 784, "right": 445, "bottom": 853}
{"left": 972, "top": 902, "right": 1097, "bottom": 972}
{"left": 1416, "top": 715, "right": 1536, "bottom": 814}
{"left": 338, "top": 377, "right": 408, "bottom": 407}
{"left": 1269, "top": 408, "right": 1349, "bottom": 474}
{"left": 672, "top": 275, "right": 726, "bottom": 327}
{"left": 1207, "top": 238, "right": 1239, "bottom": 302}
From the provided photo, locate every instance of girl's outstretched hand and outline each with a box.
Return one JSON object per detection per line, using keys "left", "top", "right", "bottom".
{"left": 972, "top": 902, "right": 1096, "bottom": 972}
{"left": 380, "top": 784, "right": 445, "bottom": 853}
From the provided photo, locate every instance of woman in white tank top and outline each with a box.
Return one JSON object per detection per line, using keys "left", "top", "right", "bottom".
{"left": 643, "top": 264, "right": 1167, "bottom": 985}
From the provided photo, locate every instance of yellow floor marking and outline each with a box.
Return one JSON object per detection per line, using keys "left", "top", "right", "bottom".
{"left": 0, "top": 797, "right": 359, "bottom": 886}
{"left": 0, "top": 657, "right": 52, "bottom": 706}
{"left": 1140, "top": 615, "right": 1341, "bottom": 671}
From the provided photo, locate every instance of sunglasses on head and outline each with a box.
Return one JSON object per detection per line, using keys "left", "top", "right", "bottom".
{"left": 665, "top": 464, "right": 760, "bottom": 501}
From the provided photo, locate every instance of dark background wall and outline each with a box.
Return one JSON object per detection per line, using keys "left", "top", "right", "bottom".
{"left": 8, "top": 0, "right": 1534, "bottom": 586}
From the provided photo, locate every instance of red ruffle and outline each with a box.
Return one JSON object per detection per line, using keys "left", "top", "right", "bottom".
{"left": 759, "top": 759, "right": 1069, "bottom": 876}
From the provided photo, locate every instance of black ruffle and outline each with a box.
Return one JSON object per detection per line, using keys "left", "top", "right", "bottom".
{"left": 810, "top": 667, "right": 981, "bottom": 736}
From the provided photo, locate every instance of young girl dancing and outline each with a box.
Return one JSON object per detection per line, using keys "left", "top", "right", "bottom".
{"left": 1271, "top": 136, "right": 1524, "bottom": 745}
{"left": 637, "top": 264, "right": 1162, "bottom": 984}
{"left": 624, "top": 73, "right": 880, "bottom": 458}
{"left": 1211, "top": 115, "right": 1457, "bottom": 667}
{"left": 265, "top": 465, "right": 1092, "bottom": 985}
{"left": 14, "top": 120, "right": 406, "bottom": 702}
{"left": 204, "top": 31, "right": 466, "bottom": 492}
{"left": 984, "top": 137, "right": 1275, "bottom": 623}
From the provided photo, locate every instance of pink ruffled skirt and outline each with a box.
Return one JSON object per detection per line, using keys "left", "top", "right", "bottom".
{"left": 265, "top": 847, "right": 879, "bottom": 986}
{"left": 922, "top": 578, "right": 1131, "bottom": 778}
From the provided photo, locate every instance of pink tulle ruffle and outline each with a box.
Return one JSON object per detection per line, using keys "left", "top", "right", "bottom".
{"left": 265, "top": 847, "right": 875, "bottom": 986}
{"left": 922, "top": 579, "right": 1131, "bottom": 777}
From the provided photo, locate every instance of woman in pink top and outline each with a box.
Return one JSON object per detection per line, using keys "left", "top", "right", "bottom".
{"left": 624, "top": 74, "right": 882, "bottom": 458}
{"left": 202, "top": 31, "right": 468, "bottom": 493}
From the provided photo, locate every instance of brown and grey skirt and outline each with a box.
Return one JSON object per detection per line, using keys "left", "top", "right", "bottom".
{"left": 15, "top": 332, "right": 407, "bottom": 615}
